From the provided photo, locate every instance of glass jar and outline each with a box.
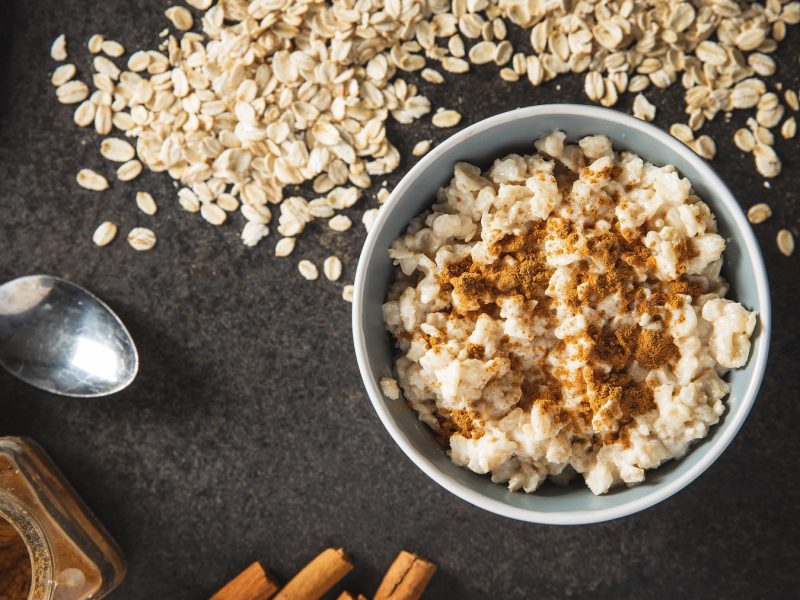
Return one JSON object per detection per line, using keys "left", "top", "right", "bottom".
{"left": 0, "top": 437, "right": 125, "bottom": 599}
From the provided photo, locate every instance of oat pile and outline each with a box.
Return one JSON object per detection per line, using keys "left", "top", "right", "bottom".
{"left": 49, "top": 0, "right": 797, "bottom": 280}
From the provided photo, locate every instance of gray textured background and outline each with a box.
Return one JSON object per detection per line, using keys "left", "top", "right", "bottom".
{"left": 1, "top": 1, "right": 798, "bottom": 598}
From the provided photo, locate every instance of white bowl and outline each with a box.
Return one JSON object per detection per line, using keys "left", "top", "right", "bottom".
{"left": 352, "top": 104, "right": 771, "bottom": 524}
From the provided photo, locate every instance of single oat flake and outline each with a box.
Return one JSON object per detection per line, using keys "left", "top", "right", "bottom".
{"left": 127, "top": 227, "right": 157, "bottom": 251}
{"left": 92, "top": 221, "right": 117, "bottom": 247}
{"left": 51, "top": 64, "right": 76, "bottom": 87}
{"left": 136, "top": 191, "right": 158, "bottom": 215}
{"left": 777, "top": 229, "right": 795, "bottom": 257}
{"left": 746, "top": 203, "right": 772, "bottom": 225}
{"left": 275, "top": 237, "right": 296, "bottom": 257}
{"left": 50, "top": 34, "right": 67, "bottom": 61}
{"left": 432, "top": 110, "right": 462, "bottom": 128}
{"left": 323, "top": 256, "right": 343, "bottom": 282}
{"left": 298, "top": 259, "right": 319, "bottom": 281}
{"left": 76, "top": 169, "right": 108, "bottom": 191}
{"left": 412, "top": 140, "right": 432, "bottom": 157}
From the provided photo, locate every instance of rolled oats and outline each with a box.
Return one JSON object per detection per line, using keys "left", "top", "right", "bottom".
{"left": 241, "top": 222, "right": 269, "bottom": 247}
{"left": 632, "top": 94, "right": 656, "bottom": 122}
{"left": 165, "top": 6, "right": 193, "bottom": 31}
{"left": 777, "top": 229, "right": 795, "bottom": 256}
{"left": 323, "top": 256, "right": 343, "bottom": 282}
{"left": 329, "top": 215, "right": 353, "bottom": 232}
{"left": 76, "top": 169, "right": 108, "bottom": 191}
{"left": 200, "top": 202, "right": 227, "bottom": 226}
{"left": 56, "top": 80, "right": 89, "bottom": 104}
{"left": 746, "top": 203, "right": 772, "bottom": 225}
{"left": 412, "top": 140, "right": 432, "bottom": 157}
{"left": 50, "top": 34, "right": 67, "bottom": 61}
{"left": 101, "top": 40, "right": 125, "bottom": 58}
{"left": 298, "top": 259, "right": 319, "bottom": 281}
{"left": 136, "top": 191, "right": 158, "bottom": 215}
{"left": 87, "top": 34, "right": 104, "bottom": 54}
{"left": 51, "top": 64, "right": 76, "bottom": 87}
{"left": 781, "top": 117, "right": 797, "bottom": 139}
{"left": 47, "top": 0, "right": 800, "bottom": 283}
{"left": 92, "top": 221, "right": 117, "bottom": 247}
{"left": 127, "top": 227, "right": 157, "bottom": 251}
{"left": 100, "top": 138, "right": 135, "bottom": 162}
{"left": 432, "top": 109, "right": 462, "bottom": 128}
{"left": 275, "top": 237, "right": 296, "bottom": 257}
{"left": 116, "top": 160, "right": 142, "bottom": 181}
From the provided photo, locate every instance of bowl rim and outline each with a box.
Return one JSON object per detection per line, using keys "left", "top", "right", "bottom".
{"left": 352, "top": 103, "right": 771, "bottom": 525}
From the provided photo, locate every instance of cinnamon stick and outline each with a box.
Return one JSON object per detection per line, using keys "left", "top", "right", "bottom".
{"left": 273, "top": 547, "right": 353, "bottom": 600}
{"left": 374, "top": 551, "right": 436, "bottom": 600}
{"left": 210, "top": 562, "right": 279, "bottom": 600}
{"left": 337, "top": 593, "right": 367, "bottom": 600}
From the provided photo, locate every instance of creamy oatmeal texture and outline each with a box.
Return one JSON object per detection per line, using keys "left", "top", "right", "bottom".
{"left": 383, "top": 132, "right": 756, "bottom": 495}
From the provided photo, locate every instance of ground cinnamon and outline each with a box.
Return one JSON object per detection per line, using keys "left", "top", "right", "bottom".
{"left": 374, "top": 551, "right": 436, "bottom": 600}
{"left": 0, "top": 517, "right": 31, "bottom": 600}
{"left": 273, "top": 548, "right": 352, "bottom": 600}
{"left": 433, "top": 198, "right": 697, "bottom": 447}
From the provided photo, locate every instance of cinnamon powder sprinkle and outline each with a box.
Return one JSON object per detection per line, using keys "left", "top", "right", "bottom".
{"left": 430, "top": 197, "right": 698, "bottom": 446}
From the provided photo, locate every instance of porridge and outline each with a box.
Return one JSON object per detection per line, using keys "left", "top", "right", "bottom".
{"left": 382, "top": 132, "right": 756, "bottom": 495}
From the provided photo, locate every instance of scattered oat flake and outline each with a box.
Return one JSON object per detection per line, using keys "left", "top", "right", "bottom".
{"left": 734, "top": 129, "right": 756, "bottom": 152}
{"left": 56, "top": 80, "right": 89, "bottom": 104}
{"left": 92, "top": 221, "right": 117, "bottom": 247}
{"left": 746, "top": 203, "right": 772, "bottom": 225}
{"left": 421, "top": 68, "right": 444, "bottom": 84}
{"left": 432, "top": 110, "right": 462, "bottom": 128}
{"left": 412, "top": 140, "right": 432, "bottom": 157}
{"left": 127, "top": 227, "right": 157, "bottom": 251}
{"left": 165, "top": 6, "right": 193, "bottom": 31}
{"left": 632, "top": 94, "right": 656, "bottom": 122}
{"left": 692, "top": 135, "right": 716, "bottom": 160}
{"left": 201, "top": 202, "right": 227, "bottom": 226}
{"left": 186, "top": 0, "right": 213, "bottom": 8}
{"left": 116, "top": 160, "right": 143, "bottom": 181}
{"left": 136, "top": 191, "right": 158, "bottom": 216}
{"left": 323, "top": 256, "right": 343, "bottom": 282}
{"left": 275, "top": 237, "right": 296, "bottom": 257}
{"left": 342, "top": 285, "right": 354, "bottom": 303}
{"left": 76, "top": 169, "right": 108, "bottom": 191}
{"left": 100, "top": 138, "right": 135, "bottom": 162}
{"left": 51, "top": 64, "right": 76, "bottom": 87}
{"left": 329, "top": 215, "right": 352, "bottom": 232}
{"left": 87, "top": 34, "right": 104, "bottom": 54}
{"left": 377, "top": 189, "right": 391, "bottom": 204}
{"left": 101, "top": 40, "right": 125, "bottom": 58}
{"left": 380, "top": 377, "right": 400, "bottom": 400}
{"left": 50, "top": 34, "right": 67, "bottom": 61}
{"left": 73, "top": 101, "right": 95, "bottom": 127}
{"left": 362, "top": 208, "right": 379, "bottom": 233}
{"left": 241, "top": 221, "right": 268, "bottom": 247}
{"left": 669, "top": 123, "right": 693, "bottom": 144}
{"left": 777, "top": 229, "right": 794, "bottom": 257}
{"left": 781, "top": 117, "right": 797, "bottom": 139}
{"left": 298, "top": 259, "right": 319, "bottom": 281}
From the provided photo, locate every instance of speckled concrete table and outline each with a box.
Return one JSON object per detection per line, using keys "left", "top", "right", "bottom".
{"left": 1, "top": 1, "right": 798, "bottom": 598}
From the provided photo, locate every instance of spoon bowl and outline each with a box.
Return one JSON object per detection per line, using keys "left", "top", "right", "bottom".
{"left": 0, "top": 275, "right": 138, "bottom": 397}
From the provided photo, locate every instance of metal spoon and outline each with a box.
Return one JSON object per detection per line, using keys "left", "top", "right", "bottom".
{"left": 0, "top": 275, "right": 138, "bottom": 397}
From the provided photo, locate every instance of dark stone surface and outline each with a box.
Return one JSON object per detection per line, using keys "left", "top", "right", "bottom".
{"left": 0, "top": 1, "right": 798, "bottom": 598}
